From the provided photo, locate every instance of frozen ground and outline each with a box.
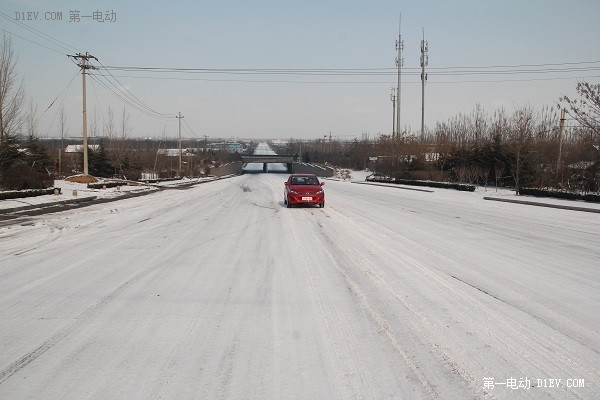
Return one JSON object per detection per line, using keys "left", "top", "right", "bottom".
{"left": 0, "top": 150, "right": 599, "bottom": 399}
{"left": 0, "top": 176, "right": 219, "bottom": 213}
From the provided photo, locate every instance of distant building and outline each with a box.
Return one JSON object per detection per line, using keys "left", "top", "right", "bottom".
{"left": 62, "top": 145, "right": 100, "bottom": 175}
{"left": 227, "top": 142, "right": 244, "bottom": 153}
{"left": 65, "top": 144, "right": 100, "bottom": 153}
{"left": 157, "top": 149, "right": 182, "bottom": 157}
{"left": 140, "top": 172, "right": 159, "bottom": 181}
{"left": 156, "top": 148, "right": 197, "bottom": 157}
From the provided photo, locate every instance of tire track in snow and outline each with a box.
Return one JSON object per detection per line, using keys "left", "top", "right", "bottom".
{"left": 312, "top": 207, "right": 507, "bottom": 396}
{"left": 287, "top": 213, "right": 369, "bottom": 400}
{"left": 0, "top": 219, "right": 63, "bottom": 257}
{"left": 308, "top": 218, "right": 441, "bottom": 399}
{"left": 321, "top": 203, "right": 599, "bottom": 398}
{"left": 344, "top": 204, "right": 600, "bottom": 370}
{"left": 0, "top": 263, "right": 161, "bottom": 384}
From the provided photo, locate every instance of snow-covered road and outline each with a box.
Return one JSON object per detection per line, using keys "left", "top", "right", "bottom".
{"left": 0, "top": 170, "right": 598, "bottom": 399}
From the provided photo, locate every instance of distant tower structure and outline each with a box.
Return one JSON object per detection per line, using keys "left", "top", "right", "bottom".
{"left": 395, "top": 14, "right": 403, "bottom": 138}
{"left": 420, "top": 28, "right": 428, "bottom": 141}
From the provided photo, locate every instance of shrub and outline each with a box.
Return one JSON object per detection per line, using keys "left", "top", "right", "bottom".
{"left": 367, "top": 176, "right": 476, "bottom": 192}
{"left": 87, "top": 181, "right": 125, "bottom": 189}
{"left": 0, "top": 187, "right": 57, "bottom": 200}
{"left": 520, "top": 187, "right": 600, "bottom": 203}
{"left": 2, "top": 163, "right": 54, "bottom": 190}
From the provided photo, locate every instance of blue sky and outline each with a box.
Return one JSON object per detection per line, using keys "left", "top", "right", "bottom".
{"left": 2, "top": 0, "right": 600, "bottom": 140}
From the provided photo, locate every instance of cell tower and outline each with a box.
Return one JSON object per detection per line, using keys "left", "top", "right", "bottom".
{"left": 395, "top": 14, "right": 403, "bottom": 138}
{"left": 420, "top": 28, "right": 428, "bottom": 141}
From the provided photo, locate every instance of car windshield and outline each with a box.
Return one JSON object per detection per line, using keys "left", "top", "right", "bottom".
{"left": 292, "top": 176, "right": 319, "bottom": 185}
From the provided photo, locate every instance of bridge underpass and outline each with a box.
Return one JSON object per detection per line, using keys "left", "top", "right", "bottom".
{"left": 242, "top": 155, "right": 294, "bottom": 173}
{"left": 241, "top": 155, "right": 334, "bottom": 177}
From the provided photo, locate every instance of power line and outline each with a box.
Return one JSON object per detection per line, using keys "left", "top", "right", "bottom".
{"left": 0, "top": 11, "right": 80, "bottom": 54}
{"left": 101, "top": 66, "right": 396, "bottom": 74}
{"left": 99, "top": 61, "right": 600, "bottom": 76}
{"left": 0, "top": 27, "right": 67, "bottom": 55}
{"left": 87, "top": 76, "right": 108, "bottom": 135}
{"left": 2, "top": 15, "right": 174, "bottom": 122}
{"left": 43, "top": 70, "right": 80, "bottom": 136}
{"left": 91, "top": 59, "right": 174, "bottom": 118}
{"left": 183, "top": 118, "right": 201, "bottom": 139}
{"left": 89, "top": 72, "right": 600, "bottom": 85}
{"left": 40, "top": 70, "right": 79, "bottom": 117}
{"left": 426, "top": 67, "right": 600, "bottom": 76}
{"left": 88, "top": 74, "right": 174, "bottom": 120}
{"left": 425, "top": 60, "right": 600, "bottom": 70}
{"left": 430, "top": 75, "right": 600, "bottom": 84}
{"left": 88, "top": 71, "right": 173, "bottom": 118}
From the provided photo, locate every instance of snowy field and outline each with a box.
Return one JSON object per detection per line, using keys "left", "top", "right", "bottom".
{"left": 0, "top": 176, "right": 221, "bottom": 213}
{"left": 0, "top": 153, "right": 599, "bottom": 398}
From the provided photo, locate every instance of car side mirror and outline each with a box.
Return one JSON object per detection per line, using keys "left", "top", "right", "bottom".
{"left": 320, "top": 182, "right": 325, "bottom": 186}
{"left": 284, "top": 182, "right": 289, "bottom": 186}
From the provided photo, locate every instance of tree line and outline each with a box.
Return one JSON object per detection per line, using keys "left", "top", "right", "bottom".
{"left": 1, "top": 31, "right": 598, "bottom": 193}
{"left": 283, "top": 86, "right": 599, "bottom": 194}
{"left": 0, "top": 33, "right": 244, "bottom": 189}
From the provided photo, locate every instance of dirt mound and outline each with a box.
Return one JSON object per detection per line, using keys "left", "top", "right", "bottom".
{"left": 65, "top": 174, "right": 98, "bottom": 184}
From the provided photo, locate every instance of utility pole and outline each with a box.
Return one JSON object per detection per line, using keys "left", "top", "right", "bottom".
{"left": 176, "top": 112, "right": 184, "bottom": 176}
{"left": 557, "top": 108, "right": 566, "bottom": 183}
{"left": 68, "top": 52, "right": 97, "bottom": 176}
{"left": 420, "top": 28, "right": 428, "bottom": 142}
{"left": 395, "top": 14, "right": 403, "bottom": 138}
{"left": 390, "top": 87, "right": 396, "bottom": 135}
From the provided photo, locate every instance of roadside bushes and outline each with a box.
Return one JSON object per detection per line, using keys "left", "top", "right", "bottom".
{"left": 367, "top": 176, "right": 476, "bottom": 192}
{"left": 0, "top": 134, "right": 54, "bottom": 190}
{"left": 520, "top": 188, "right": 600, "bottom": 203}
{"left": 0, "top": 187, "right": 58, "bottom": 200}
{"left": 2, "top": 163, "right": 53, "bottom": 190}
{"left": 87, "top": 181, "right": 126, "bottom": 189}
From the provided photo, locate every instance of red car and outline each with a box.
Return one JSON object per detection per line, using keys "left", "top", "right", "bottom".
{"left": 284, "top": 174, "right": 325, "bottom": 208}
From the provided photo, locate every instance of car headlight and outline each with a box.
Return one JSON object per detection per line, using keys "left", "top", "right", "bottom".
{"left": 289, "top": 189, "right": 298, "bottom": 194}
{"left": 316, "top": 190, "right": 323, "bottom": 194}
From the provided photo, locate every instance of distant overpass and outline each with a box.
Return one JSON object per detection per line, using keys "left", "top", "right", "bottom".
{"left": 242, "top": 155, "right": 295, "bottom": 173}
{"left": 212, "top": 154, "right": 334, "bottom": 176}
{"left": 241, "top": 155, "right": 295, "bottom": 164}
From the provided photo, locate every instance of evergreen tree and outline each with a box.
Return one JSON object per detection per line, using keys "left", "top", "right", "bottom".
{"left": 24, "top": 133, "right": 52, "bottom": 173}
{"left": 88, "top": 141, "right": 113, "bottom": 177}
{"left": 0, "top": 133, "right": 20, "bottom": 189}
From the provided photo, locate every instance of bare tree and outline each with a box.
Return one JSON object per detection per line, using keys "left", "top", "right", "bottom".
{"left": 120, "top": 106, "right": 131, "bottom": 140}
{"left": 113, "top": 106, "right": 131, "bottom": 175}
{"left": 25, "top": 99, "right": 38, "bottom": 137}
{"left": 59, "top": 105, "right": 68, "bottom": 138}
{"left": 507, "top": 106, "right": 535, "bottom": 195}
{"left": 104, "top": 106, "right": 115, "bottom": 147}
{"left": 90, "top": 106, "right": 99, "bottom": 138}
{"left": 494, "top": 161, "right": 505, "bottom": 191}
{"left": 470, "top": 103, "right": 488, "bottom": 148}
{"left": 490, "top": 107, "right": 509, "bottom": 141}
{"left": 560, "top": 82, "right": 600, "bottom": 140}
{"left": 0, "top": 33, "right": 25, "bottom": 142}
{"left": 454, "top": 165, "right": 469, "bottom": 183}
